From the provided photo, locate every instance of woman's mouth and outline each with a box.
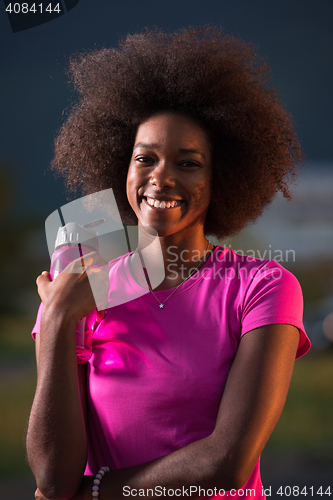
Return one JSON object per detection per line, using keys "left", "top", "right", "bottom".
{"left": 144, "top": 196, "right": 183, "bottom": 210}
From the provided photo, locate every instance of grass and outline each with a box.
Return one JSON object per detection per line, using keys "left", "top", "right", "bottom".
{"left": 0, "top": 377, "right": 37, "bottom": 476}
{"left": 0, "top": 315, "right": 36, "bottom": 476}
{"left": 0, "top": 315, "right": 36, "bottom": 357}
{"left": 0, "top": 315, "right": 333, "bottom": 476}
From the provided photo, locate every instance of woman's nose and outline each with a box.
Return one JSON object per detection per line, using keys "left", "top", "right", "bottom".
{"left": 149, "top": 161, "right": 176, "bottom": 189}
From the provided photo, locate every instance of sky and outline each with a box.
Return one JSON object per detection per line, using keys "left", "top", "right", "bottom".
{"left": 0, "top": 0, "right": 332, "bottom": 222}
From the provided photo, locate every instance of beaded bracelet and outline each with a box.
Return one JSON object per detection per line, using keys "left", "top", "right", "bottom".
{"left": 92, "top": 466, "right": 110, "bottom": 499}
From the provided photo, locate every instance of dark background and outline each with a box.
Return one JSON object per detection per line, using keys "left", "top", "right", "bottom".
{"left": 1, "top": 0, "right": 332, "bottom": 221}
{"left": 0, "top": 1, "right": 332, "bottom": 498}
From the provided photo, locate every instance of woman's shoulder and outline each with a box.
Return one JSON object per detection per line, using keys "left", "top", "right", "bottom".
{"left": 108, "top": 251, "right": 133, "bottom": 267}
{"left": 206, "top": 246, "right": 302, "bottom": 298}
{"left": 209, "top": 245, "right": 294, "bottom": 276}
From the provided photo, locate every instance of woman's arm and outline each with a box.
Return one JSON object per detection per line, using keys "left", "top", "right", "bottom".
{"left": 27, "top": 307, "right": 88, "bottom": 500}
{"left": 66, "top": 323, "right": 300, "bottom": 499}
{"left": 27, "top": 254, "right": 107, "bottom": 500}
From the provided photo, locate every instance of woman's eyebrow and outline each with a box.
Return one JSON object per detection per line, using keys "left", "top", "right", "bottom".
{"left": 177, "top": 148, "right": 206, "bottom": 159}
{"left": 133, "top": 142, "right": 159, "bottom": 150}
{"left": 133, "top": 143, "right": 206, "bottom": 159}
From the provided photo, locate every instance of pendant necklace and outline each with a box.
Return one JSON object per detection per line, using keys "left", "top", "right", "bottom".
{"left": 141, "top": 240, "right": 212, "bottom": 309}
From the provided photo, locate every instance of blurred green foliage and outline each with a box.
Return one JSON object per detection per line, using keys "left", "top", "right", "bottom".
{"left": 288, "top": 260, "right": 333, "bottom": 305}
{"left": 0, "top": 163, "right": 49, "bottom": 316}
{"left": 0, "top": 216, "right": 49, "bottom": 316}
{"left": 0, "top": 376, "right": 36, "bottom": 475}
{"left": 0, "top": 316, "right": 36, "bottom": 476}
{"left": 266, "top": 350, "right": 333, "bottom": 449}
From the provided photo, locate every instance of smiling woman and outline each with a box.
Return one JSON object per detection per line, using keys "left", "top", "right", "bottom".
{"left": 27, "top": 26, "right": 310, "bottom": 500}
{"left": 126, "top": 111, "right": 213, "bottom": 290}
{"left": 127, "top": 113, "right": 212, "bottom": 238}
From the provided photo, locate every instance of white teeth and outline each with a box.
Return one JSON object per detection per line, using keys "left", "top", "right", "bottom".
{"left": 146, "top": 197, "right": 181, "bottom": 209}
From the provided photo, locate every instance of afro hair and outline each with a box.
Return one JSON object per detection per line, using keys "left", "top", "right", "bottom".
{"left": 51, "top": 26, "right": 303, "bottom": 239}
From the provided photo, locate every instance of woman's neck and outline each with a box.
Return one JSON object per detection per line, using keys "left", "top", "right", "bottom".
{"left": 136, "top": 229, "right": 213, "bottom": 291}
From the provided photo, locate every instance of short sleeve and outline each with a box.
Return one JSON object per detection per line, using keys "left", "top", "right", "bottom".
{"left": 241, "top": 260, "right": 311, "bottom": 359}
{"left": 31, "top": 301, "right": 43, "bottom": 340}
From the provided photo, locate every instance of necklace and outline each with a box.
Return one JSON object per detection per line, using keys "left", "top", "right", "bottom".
{"left": 141, "top": 240, "right": 212, "bottom": 309}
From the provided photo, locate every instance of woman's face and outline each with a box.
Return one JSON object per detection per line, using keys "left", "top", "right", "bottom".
{"left": 126, "top": 112, "right": 213, "bottom": 239}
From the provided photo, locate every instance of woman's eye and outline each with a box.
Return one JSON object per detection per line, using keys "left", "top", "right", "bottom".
{"left": 135, "top": 156, "right": 154, "bottom": 164}
{"left": 180, "top": 161, "right": 200, "bottom": 168}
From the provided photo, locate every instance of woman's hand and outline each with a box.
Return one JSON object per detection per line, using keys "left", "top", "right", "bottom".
{"left": 36, "top": 251, "right": 109, "bottom": 324}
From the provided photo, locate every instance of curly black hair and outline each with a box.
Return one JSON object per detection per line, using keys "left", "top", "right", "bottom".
{"left": 51, "top": 26, "right": 303, "bottom": 239}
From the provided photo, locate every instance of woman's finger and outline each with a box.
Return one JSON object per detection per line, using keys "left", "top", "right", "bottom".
{"left": 35, "top": 487, "right": 49, "bottom": 500}
{"left": 81, "top": 251, "right": 108, "bottom": 268}
{"left": 64, "top": 251, "right": 108, "bottom": 274}
{"left": 36, "top": 270, "right": 49, "bottom": 282}
{"left": 36, "top": 271, "right": 51, "bottom": 286}
{"left": 36, "top": 271, "right": 53, "bottom": 303}
{"left": 88, "top": 268, "right": 110, "bottom": 311}
{"left": 87, "top": 265, "right": 109, "bottom": 283}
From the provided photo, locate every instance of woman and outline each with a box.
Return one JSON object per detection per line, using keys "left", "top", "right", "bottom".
{"left": 27, "top": 27, "right": 310, "bottom": 500}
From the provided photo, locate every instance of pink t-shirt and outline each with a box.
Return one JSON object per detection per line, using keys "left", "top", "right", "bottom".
{"left": 32, "top": 246, "right": 310, "bottom": 499}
